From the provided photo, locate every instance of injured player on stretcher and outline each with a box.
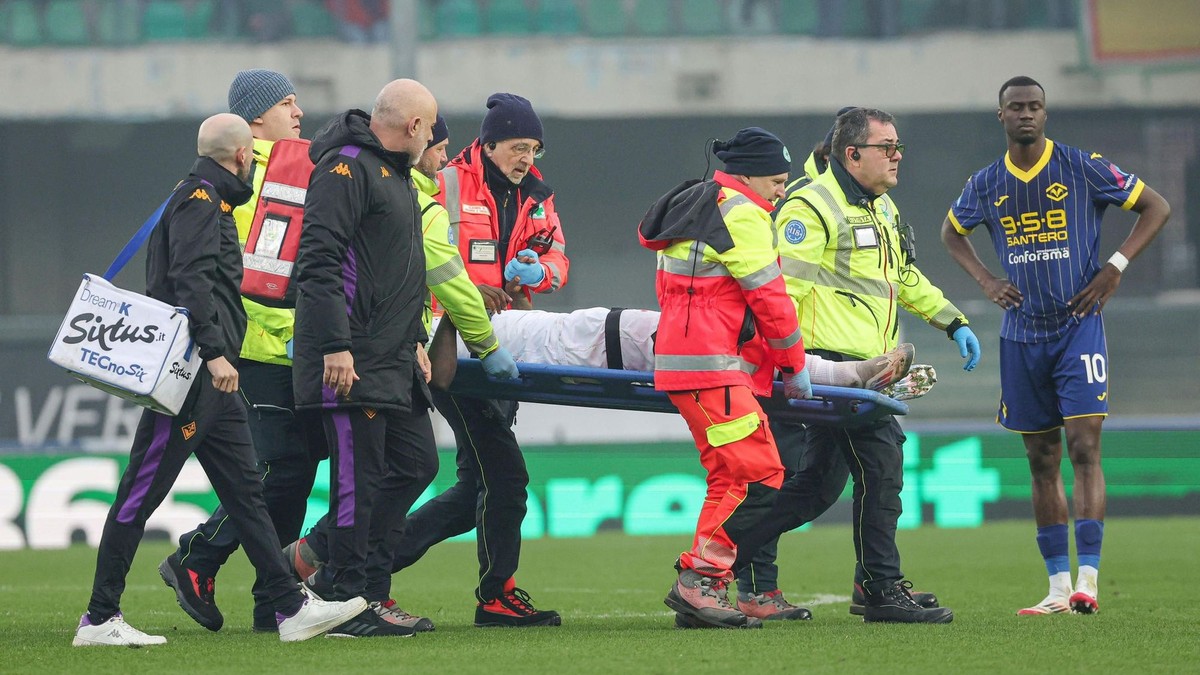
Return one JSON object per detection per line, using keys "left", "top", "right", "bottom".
{"left": 429, "top": 307, "right": 936, "bottom": 400}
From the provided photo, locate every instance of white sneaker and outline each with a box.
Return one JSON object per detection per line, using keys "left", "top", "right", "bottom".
{"left": 1016, "top": 593, "right": 1072, "bottom": 616}
{"left": 277, "top": 591, "right": 368, "bottom": 643}
{"left": 1071, "top": 570, "right": 1100, "bottom": 614}
{"left": 72, "top": 613, "right": 167, "bottom": 647}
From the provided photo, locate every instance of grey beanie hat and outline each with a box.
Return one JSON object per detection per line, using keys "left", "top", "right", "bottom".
{"left": 228, "top": 69, "right": 295, "bottom": 122}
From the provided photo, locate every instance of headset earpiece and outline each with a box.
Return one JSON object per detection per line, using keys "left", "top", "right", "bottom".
{"left": 851, "top": 148, "right": 861, "bottom": 161}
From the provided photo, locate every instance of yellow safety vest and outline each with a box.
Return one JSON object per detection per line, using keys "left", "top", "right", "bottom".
{"left": 776, "top": 168, "right": 965, "bottom": 359}
{"left": 413, "top": 170, "right": 497, "bottom": 356}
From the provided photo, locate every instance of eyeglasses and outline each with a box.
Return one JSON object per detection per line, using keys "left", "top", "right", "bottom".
{"left": 506, "top": 142, "right": 545, "bottom": 160}
{"left": 855, "top": 142, "right": 905, "bottom": 158}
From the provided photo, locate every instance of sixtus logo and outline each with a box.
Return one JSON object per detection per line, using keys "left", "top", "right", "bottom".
{"left": 77, "top": 348, "right": 148, "bottom": 382}
{"left": 61, "top": 313, "right": 160, "bottom": 351}
{"left": 169, "top": 362, "right": 193, "bottom": 380}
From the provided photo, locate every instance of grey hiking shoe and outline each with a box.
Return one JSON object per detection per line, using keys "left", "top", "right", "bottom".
{"left": 664, "top": 569, "right": 750, "bottom": 628}
{"left": 737, "top": 590, "right": 813, "bottom": 620}
{"left": 373, "top": 599, "right": 434, "bottom": 632}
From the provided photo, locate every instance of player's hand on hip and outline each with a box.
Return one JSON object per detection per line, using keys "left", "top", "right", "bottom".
{"left": 784, "top": 365, "right": 813, "bottom": 400}
{"left": 1068, "top": 266, "right": 1121, "bottom": 318}
{"left": 205, "top": 356, "right": 239, "bottom": 393}
{"left": 982, "top": 276, "right": 1023, "bottom": 311}
{"left": 951, "top": 326, "right": 981, "bottom": 371}
{"left": 481, "top": 346, "right": 520, "bottom": 380}
{"left": 323, "top": 350, "right": 359, "bottom": 397}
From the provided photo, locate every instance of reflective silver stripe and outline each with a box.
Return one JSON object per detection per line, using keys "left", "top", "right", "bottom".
{"left": 931, "top": 305, "right": 963, "bottom": 329}
{"left": 779, "top": 255, "right": 820, "bottom": 281}
{"left": 260, "top": 181, "right": 306, "bottom": 206}
{"left": 550, "top": 240, "right": 566, "bottom": 254}
{"left": 718, "top": 194, "right": 751, "bottom": 217}
{"left": 767, "top": 327, "right": 803, "bottom": 350}
{"left": 426, "top": 256, "right": 465, "bottom": 286}
{"left": 657, "top": 253, "right": 730, "bottom": 278}
{"left": 544, "top": 262, "right": 563, "bottom": 290}
{"left": 655, "top": 353, "right": 757, "bottom": 375}
{"left": 463, "top": 333, "right": 498, "bottom": 356}
{"left": 441, "top": 166, "right": 462, "bottom": 247}
{"left": 807, "top": 183, "right": 853, "bottom": 278}
{"left": 737, "top": 262, "right": 781, "bottom": 291}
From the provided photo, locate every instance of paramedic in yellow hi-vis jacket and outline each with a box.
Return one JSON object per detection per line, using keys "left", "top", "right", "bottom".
{"left": 291, "top": 116, "right": 519, "bottom": 633}
{"left": 735, "top": 108, "right": 981, "bottom": 625}
{"left": 159, "top": 69, "right": 329, "bottom": 634}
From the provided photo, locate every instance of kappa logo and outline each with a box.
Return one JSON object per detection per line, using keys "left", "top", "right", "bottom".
{"left": 330, "top": 163, "right": 353, "bottom": 178}
{"left": 181, "top": 421, "right": 197, "bottom": 440}
{"left": 380, "top": 166, "right": 391, "bottom": 178}
{"left": 1045, "top": 182, "right": 1069, "bottom": 202}
{"left": 220, "top": 200, "right": 232, "bottom": 213}
{"left": 190, "top": 188, "right": 212, "bottom": 202}
{"left": 364, "top": 408, "right": 377, "bottom": 420}
{"left": 993, "top": 195, "right": 1009, "bottom": 207}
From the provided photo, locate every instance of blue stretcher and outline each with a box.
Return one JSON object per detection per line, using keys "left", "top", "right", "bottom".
{"left": 447, "top": 360, "right": 907, "bottom": 427}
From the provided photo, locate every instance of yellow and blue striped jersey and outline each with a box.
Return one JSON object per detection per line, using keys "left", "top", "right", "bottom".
{"left": 948, "top": 139, "right": 1143, "bottom": 343}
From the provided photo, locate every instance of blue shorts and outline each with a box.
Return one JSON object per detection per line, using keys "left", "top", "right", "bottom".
{"left": 997, "top": 313, "right": 1109, "bottom": 432}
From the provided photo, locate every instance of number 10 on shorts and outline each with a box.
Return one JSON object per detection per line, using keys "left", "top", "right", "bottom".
{"left": 1080, "top": 353, "right": 1107, "bottom": 384}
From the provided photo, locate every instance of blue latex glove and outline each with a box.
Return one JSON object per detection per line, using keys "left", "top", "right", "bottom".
{"left": 503, "top": 248, "right": 545, "bottom": 286}
{"left": 952, "top": 326, "right": 981, "bottom": 371}
{"left": 784, "top": 365, "right": 813, "bottom": 400}
{"left": 481, "top": 346, "right": 520, "bottom": 380}
{"left": 285, "top": 338, "right": 294, "bottom": 359}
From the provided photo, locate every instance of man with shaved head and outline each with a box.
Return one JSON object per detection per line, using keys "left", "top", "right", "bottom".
{"left": 73, "top": 114, "right": 366, "bottom": 647}
{"left": 291, "top": 79, "right": 438, "bottom": 637}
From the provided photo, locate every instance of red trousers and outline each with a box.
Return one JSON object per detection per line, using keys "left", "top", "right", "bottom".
{"left": 668, "top": 385, "right": 784, "bottom": 577}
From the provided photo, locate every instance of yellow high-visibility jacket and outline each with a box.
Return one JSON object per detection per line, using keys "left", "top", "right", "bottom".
{"left": 413, "top": 170, "right": 498, "bottom": 356}
{"left": 776, "top": 161, "right": 966, "bottom": 360}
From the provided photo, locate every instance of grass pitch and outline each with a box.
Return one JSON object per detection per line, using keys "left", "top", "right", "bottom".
{"left": 2, "top": 517, "right": 1198, "bottom": 674}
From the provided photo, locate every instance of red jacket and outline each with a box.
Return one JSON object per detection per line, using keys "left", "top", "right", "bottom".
{"left": 639, "top": 172, "right": 805, "bottom": 395}
{"left": 436, "top": 140, "right": 568, "bottom": 302}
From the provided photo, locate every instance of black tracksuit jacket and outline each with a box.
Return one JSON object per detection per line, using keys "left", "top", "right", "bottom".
{"left": 292, "top": 109, "right": 427, "bottom": 411}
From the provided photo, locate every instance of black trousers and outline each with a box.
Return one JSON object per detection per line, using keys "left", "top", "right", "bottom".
{"left": 174, "top": 361, "right": 319, "bottom": 623}
{"left": 390, "top": 391, "right": 528, "bottom": 603}
{"left": 734, "top": 411, "right": 906, "bottom": 597}
{"left": 87, "top": 379, "right": 302, "bottom": 621}
{"left": 304, "top": 406, "right": 437, "bottom": 602}
{"left": 317, "top": 405, "right": 436, "bottom": 602}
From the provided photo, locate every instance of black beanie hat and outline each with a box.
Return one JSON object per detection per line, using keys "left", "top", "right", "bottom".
{"left": 713, "top": 127, "right": 791, "bottom": 177}
{"left": 479, "top": 93, "right": 543, "bottom": 146}
{"left": 822, "top": 106, "right": 859, "bottom": 151}
{"left": 428, "top": 115, "right": 449, "bottom": 148}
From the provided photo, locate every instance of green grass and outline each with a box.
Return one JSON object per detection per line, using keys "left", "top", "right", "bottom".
{"left": 3, "top": 518, "right": 1199, "bottom": 673}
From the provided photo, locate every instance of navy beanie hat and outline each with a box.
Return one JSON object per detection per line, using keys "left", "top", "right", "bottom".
{"left": 428, "top": 115, "right": 449, "bottom": 148}
{"left": 713, "top": 127, "right": 791, "bottom": 177}
{"left": 228, "top": 69, "right": 295, "bottom": 122}
{"left": 822, "top": 106, "right": 859, "bottom": 150}
{"left": 479, "top": 93, "right": 543, "bottom": 146}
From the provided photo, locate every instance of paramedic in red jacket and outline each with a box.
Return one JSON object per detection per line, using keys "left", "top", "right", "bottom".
{"left": 638, "top": 127, "right": 812, "bottom": 629}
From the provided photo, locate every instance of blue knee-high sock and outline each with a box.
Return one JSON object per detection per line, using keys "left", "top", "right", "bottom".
{"left": 1075, "top": 519, "right": 1104, "bottom": 570}
{"left": 1035, "top": 524, "right": 1070, "bottom": 576}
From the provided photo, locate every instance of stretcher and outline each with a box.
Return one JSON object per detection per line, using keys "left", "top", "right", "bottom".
{"left": 448, "top": 360, "right": 908, "bottom": 427}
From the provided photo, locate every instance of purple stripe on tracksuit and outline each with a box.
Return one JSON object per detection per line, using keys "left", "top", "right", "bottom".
{"left": 116, "top": 413, "right": 172, "bottom": 524}
{"left": 339, "top": 145, "right": 362, "bottom": 158}
{"left": 332, "top": 411, "right": 356, "bottom": 527}
{"left": 342, "top": 245, "right": 358, "bottom": 317}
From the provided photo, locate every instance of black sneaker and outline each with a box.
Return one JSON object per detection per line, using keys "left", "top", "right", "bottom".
{"left": 862, "top": 581, "right": 953, "bottom": 624}
{"left": 158, "top": 553, "right": 223, "bottom": 631}
{"left": 326, "top": 607, "right": 416, "bottom": 638}
{"left": 475, "top": 587, "right": 562, "bottom": 627}
{"left": 851, "top": 582, "right": 939, "bottom": 616}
